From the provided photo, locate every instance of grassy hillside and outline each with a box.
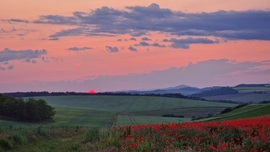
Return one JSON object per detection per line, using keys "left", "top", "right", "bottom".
{"left": 0, "top": 107, "right": 115, "bottom": 128}
{"left": 36, "top": 95, "right": 234, "bottom": 112}
{"left": 0, "top": 95, "right": 230, "bottom": 127}
{"left": 116, "top": 115, "right": 191, "bottom": 126}
{"left": 38, "top": 95, "right": 235, "bottom": 126}
{"left": 203, "top": 104, "right": 270, "bottom": 121}
{"left": 204, "top": 93, "right": 270, "bottom": 103}
{"left": 219, "top": 104, "right": 270, "bottom": 120}
{"left": 53, "top": 108, "right": 114, "bottom": 127}
{"left": 1, "top": 95, "right": 268, "bottom": 152}
{"left": 234, "top": 86, "right": 270, "bottom": 93}
{"left": 193, "top": 84, "right": 270, "bottom": 103}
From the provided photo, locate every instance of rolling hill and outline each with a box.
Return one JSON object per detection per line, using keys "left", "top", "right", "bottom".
{"left": 16, "top": 95, "right": 235, "bottom": 127}
{"left": 120, "top": 85, "right": 201, "bottom": 95}
{"left": 190, "top": 84, "right": 270, "bottom": 103}
{"left": 199, "top": 104, "right": 270, "bottom": 122}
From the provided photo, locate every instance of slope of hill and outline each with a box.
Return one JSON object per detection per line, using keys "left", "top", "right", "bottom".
{"left": 190, "top": 84, "right": 270, "bottom": 103}
{"left": 38, "top": 95, "right": 234, "bottom": 112}
{"left": 1, "top": 95, "right": 236, "bottom": 128}
{"left": 202, "top": 104, "right": 270, "bottom": 121}
{"left": 235, "top": 84, "right": 268, "bottom": 87}
{"left": 204, "top": 93, "right": 270, "bottom": 103}
{"left": 124, "top": 85, "right": 201, "bottom": 96}
{"left": 233, "top": 86, "right": 270, "bottom": 93}
{"left": 191, "top": 87, "right": 238, "bottom": 97}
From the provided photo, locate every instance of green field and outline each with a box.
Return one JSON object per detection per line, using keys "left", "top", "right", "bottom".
{"left": 219, "top": 104, "right": 270, "bottom": 120}
{"left": 0, "top": 107, "right": 114, "bottom": 128}
{"left": 38, "top": 95, "right": 234, "bottom": 127}
{"left": 37, "top": 95, "right": 234, "bottom": 111}
{"left": 116, "top": 115, "right": 191, "bottom": 126}
{"left": 202, "top": 85, "right": 270, "bottom": 103}
{"left": 201, "top": 104, "right": 270, "bottom": 121}
{"left": 53, "top": 108, "right": 114, "bottom": 127}
{"left": 0, "top": 95, "right": 267, "bottom": 152}
{"left": 204, "top": 93, "right": 270, "bottom": 103}
{"left": 0, "top": 95, "right": 236, "bottom": 128}
{"left": 234, "top": 86, "right": 270, "bottom": 93}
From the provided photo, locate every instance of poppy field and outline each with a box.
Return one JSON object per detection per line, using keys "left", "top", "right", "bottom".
{"left": 96, "top": 116, "right": 270, "bottom": 152}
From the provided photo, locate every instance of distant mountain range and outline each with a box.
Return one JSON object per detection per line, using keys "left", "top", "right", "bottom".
{"left": 119, "top": 85, "right": 219, "bottom": 96}
{"left": 3, "top": 83, "right": 269, "bottom": 103}
{"left": 118, "top": 83, "right": 270, "bottom": 103}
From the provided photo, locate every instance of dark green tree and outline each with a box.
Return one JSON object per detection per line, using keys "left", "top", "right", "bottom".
{"left": 0, "top": 95, "right": 55, "bottom": 122}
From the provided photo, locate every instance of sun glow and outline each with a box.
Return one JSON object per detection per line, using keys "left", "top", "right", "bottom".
{"left": 89, "top": 90, "right": 95, "bottom": 95}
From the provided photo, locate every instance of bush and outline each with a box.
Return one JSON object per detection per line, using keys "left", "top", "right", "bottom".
{"left": 233, "top": 103, "right": 248, "bottom": 109}
{"left": 85, "top": 128, "right": 100, "bottom": 143}
{"left": 9, "top": 134, "right": 25, "bottom": 145}
{"left": 191, "top": 116, "right": 204, "bottom": 121}
{"left": 220, "top": 107, "right": 233, "bottom": 114}
{"left": 0, "top": 139, "right": 12, "bottom": 151}
{"left": 206, "top": 113, "right": 214, "bottom": 118}
{"left": 162, "top": 114, "right": 184, "bottom": 118}
{"left": 261, "top": 100, "right": 270, "bottom": 104}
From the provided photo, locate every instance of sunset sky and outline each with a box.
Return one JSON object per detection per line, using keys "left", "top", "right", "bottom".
{"left": 1, "top": 0, "right": 270, "bottom": 92}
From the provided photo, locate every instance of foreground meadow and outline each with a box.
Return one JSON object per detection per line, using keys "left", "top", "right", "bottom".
{"left": 1, "top": 95, "right": 269, "bottom": 151}
{"left": 97, "top": 116, "right": 270, "bottom": 152}
{"left": 2, "top": 115, "right": 269, "bottom": 152}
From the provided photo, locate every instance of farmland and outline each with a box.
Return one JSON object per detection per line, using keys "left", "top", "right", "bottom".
{"left": 0, "top": 95, "right": 270, "bottom": 151}
{"left": 34, "top": 95, "right": 235, "bottom": 127}
{"left": 206, "top": 104, "right": 270, "bottom": 121}
{"left": 193, "top": 84, "right": 270, "bottom": 103}
{"left": 38, "top": 95, "right": 234, "bottom": 112}
{"left": 116, "top": 115, "right": 190, "bottom": 127}
{"left": 0, "top": 95, "right": 236, "bottom": 128}
{"left": 234, "top": 86, "right": 270, "bottom": 93}
{"left": 98, "top": 116, "right": 270, "bottom": 151}
{"left": 204, "top": 93, "right": 270, "bottom": 103}
{"left": 53, "top": 108, "right": 114, "bottom": 128}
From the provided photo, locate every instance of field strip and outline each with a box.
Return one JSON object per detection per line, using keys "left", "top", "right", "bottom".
{"left": 206, "top": 105, "right": 270, "bottom": 121}
{"left": 222, "top": 105, "right": 269, "bottom": 117}
{"left": 144, "top": 99, "right": 150, "bottom": 111}
{"left": 115, "top": 114, "right": 191, "bottom": 127}
{"left": 128, "top": 114, "right": 138, "bottom": 126}
{"left": 223, "top": 105, "right": 268, "bottom": 116}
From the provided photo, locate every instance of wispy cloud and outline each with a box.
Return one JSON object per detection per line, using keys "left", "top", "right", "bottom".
{"left": 0, "top": 66, "right": 5, "bottom": 71}
{"left": 32, "top": 3, "right": 270, "bottom": 41}
{"left": 67, "top": 47, "right": 92, "bottom": 51}
{"left": 130, "top": 37, "right": 137, "bottom": 41}
{"left": 142, "top": 37, "right": 152, "bottom": 41}
{"left": 0, "top": 48, "right": 47, "bottom": 70}
{"left": 2, "top": 18, "right": 29, "bottom": 23}
{"left": 106, "top": 46, "right": 119, "bottom": 53}
{"left": 128, "top": 46, "right": 137, "bottom": 52}
{"left": 136, "top": 41, "right": 166, "bottom": 48}
{"left": 0, "top": 48, "right": 47, "bottom": 62}
{"left": 163, "top": 37, "right": 219, "bottom": 49}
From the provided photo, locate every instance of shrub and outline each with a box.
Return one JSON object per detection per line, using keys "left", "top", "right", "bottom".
{"left": 85, "top": 128, "right": 100, "bottom": 143}
{"left": 206, "top": 112, "right": 214, "bottom": 118}
{"left": 9, "top": 134, "right": 25, "bottom": 145}
{"left": 220, "top": 107, "right": 233, "bottom": 114}
{"left": 0, "top": 139, "right": 12, "bottom": 151}
{"left": 233, "top": 103, "right": 248, "bottom": 109}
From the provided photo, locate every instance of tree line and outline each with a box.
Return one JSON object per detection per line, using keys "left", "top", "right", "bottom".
{"left": 0, "top": 94, "right": 55, "bottom": 122}
{"left": 191, "top": 87, "right": 238, "bottom": 97}
{"left": 3, "top": 91, "right": 89, "bottom": 97}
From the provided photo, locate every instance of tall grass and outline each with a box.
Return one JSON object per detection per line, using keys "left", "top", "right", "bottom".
{"left": 0, "top": 125, "right": 84, "bottom": 151}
